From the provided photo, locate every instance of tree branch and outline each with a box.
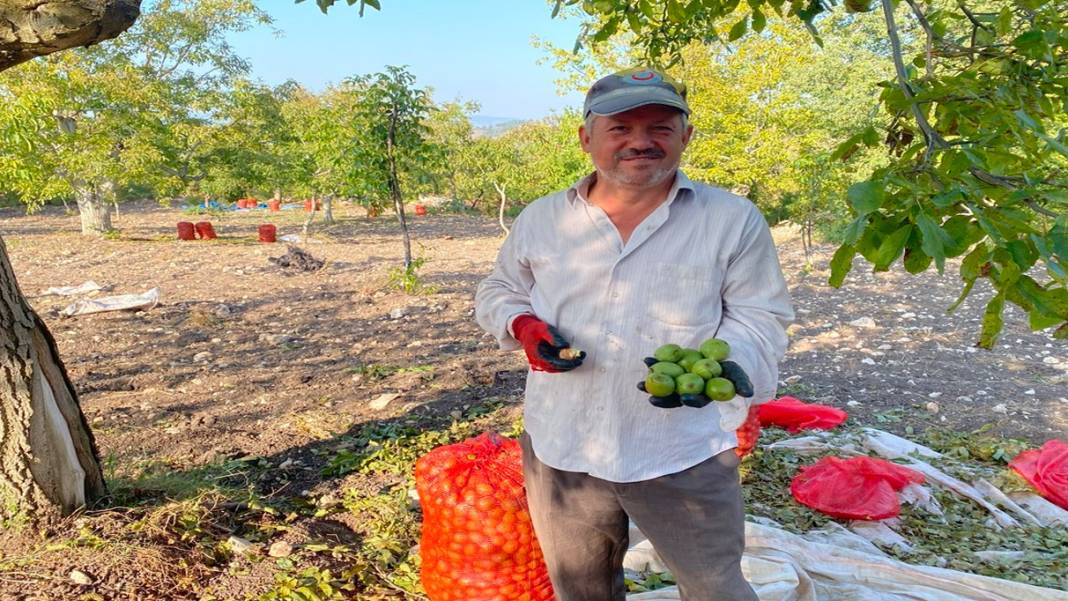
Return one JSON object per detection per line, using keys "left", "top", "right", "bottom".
{"left": 958, "top": 2, "right": 994, "bottom": 32}
{"left": 881, "top": 0, "right": 947, "bottom": 162}
{"left": 968, "top": 168, "right": 1060, "bottom": 218}
{"left": 903, "top": 0, "right": 936, "bottom": 78}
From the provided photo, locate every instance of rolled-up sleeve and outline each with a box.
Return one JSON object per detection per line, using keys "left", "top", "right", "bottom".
{"left": 475, "top": 212, "right": 536, "bottom": 351}
{"left": 715, "top": 206, "right": 794, "bottom": 416}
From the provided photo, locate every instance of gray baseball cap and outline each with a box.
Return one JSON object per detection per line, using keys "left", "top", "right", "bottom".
{"left": 583, "top": 68, "right": 690, "bottom": 118}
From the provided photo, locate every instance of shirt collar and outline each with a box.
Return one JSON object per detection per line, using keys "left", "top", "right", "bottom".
{"left": 567, "top": 169, "right": 696, "bottom": 207}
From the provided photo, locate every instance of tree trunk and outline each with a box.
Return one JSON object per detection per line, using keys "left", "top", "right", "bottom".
{"left": 321, "top": 194, "right": 335, "bottom": 225}
{"left": 0, "top": 236, "right": 106, "bottom": 524}
{"left": 0, "top": 1, "right": 142, "bottom": 72}
{"left": 75, "top": 185, "right": 113, "bottom": 234}
{"left": 386, "top": 116, "right": 412, "bottom": 269}
{"left": 302, "top": 194, "right": 318, "bottom": 240}
{"left": 494, "top": 182, "right": 510, "bottom": 237}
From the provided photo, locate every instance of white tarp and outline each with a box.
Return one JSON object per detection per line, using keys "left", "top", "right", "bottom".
{"left": 60, "top": 287, "right": 160, "bottom": 317}
{"left": 624, "top": 520, "right": 1068, "bottom": 600}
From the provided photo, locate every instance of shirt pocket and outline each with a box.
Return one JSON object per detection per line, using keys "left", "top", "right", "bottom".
{"left": 645, "top": 262, "right": 719, "bottom": 327}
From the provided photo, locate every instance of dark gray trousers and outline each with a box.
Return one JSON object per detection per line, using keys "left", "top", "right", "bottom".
{"left": 520, "top": 433, "right": 757, "bottom": 601}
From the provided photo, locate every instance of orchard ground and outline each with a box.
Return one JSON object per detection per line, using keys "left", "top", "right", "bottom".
{"left": 1, "top": 200, "right": 1065, "bottom": 599}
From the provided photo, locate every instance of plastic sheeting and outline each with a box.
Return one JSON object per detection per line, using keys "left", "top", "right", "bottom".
{"left": 39, "top": 280, "right": 104, "bottom": 296}
{"left": 60, "top": 287, "right": 160, "bottom": 317}
{"left": 623, "top": 520, "right": 1068, "bottom": 600}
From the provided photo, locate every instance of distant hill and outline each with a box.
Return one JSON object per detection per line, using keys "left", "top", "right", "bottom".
{"left": 471, "top": 115, "right": 526, "bottom": 138}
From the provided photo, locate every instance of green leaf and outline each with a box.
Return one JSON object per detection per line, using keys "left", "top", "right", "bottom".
{"left": 978, "top": 293, "right": 1005, "bottom": 349}
{"left": 847, "top": 180, "right": 884, "bottom": 215}
{"left": 1012, "top": 30, "right": 1046, "bottom": 57}
{"left": 667, "top": 0, "right": 687, "bottom": 23}
{"left": 1017, "top": 277, "right": 1068, "bottom": 318}
{"left": 873, "top": 224, "right": 912, "bottom": 271}
{"left": 639, "top": 0, "right": 657, "bottom": 20}
{"left": 1013, "top": 109, "right": 1042, "bottom": 132}
{"left": 1039, "top": 133, "right": 1068, "bottom": 159}
{"left": 995, "top": 259, "right": 1022, "bottom": 286}
{"left": 1028, "top": 309, "right": 1062, "bottom": 331}
{"left": 729, "top": 16, "right": 749, "bottom": 41}
{"left": 931, "top": 188, "right": 964, "bottom": 209}
{"left": 1006, "top": 239, "right": 1038, "bottom": 270}
{"left": 960, "top": 244, "right": 990, "bottom": 281}
{"left": 828, "top": 244, "right": 856, "bottom": 288}
{"left": 942, "top": 215, "right": 982, "bottom": 258}
{"left": 752, "top": 7, "right": 767, "bottom": 32}
{"left": 861, "top": 125, "right": 879, "bottom": 146}
{"left": 947, "top": 279, "right": 975, "bottom": 313}
{"left": 903, "top": 229, "right": 932, "bottom": 274}
{"left": 831, "top": 133, "right": 863, "bottom": 161}
{"left": 916, "top": 212, "right": 953, "bottom": 273}
{"left": 997, "top": 6, "right": 1013, "bottom": 34}
{"left": 842, "top": 215, "right": 867, "bottom": 245}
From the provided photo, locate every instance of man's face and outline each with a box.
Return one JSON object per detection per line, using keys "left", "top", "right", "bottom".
{"left": 579, "top": 104, "right": 693, "bottom": 190}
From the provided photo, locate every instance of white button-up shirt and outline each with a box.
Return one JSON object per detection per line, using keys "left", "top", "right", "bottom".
{"left": 475, "top": 171, "right": 793, "bottom": 483}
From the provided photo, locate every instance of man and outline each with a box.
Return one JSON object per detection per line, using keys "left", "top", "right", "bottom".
{"left": 474, "top": 68, "right": 793, "bottom": 601}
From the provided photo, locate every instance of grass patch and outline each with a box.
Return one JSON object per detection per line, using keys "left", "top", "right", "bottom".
{"left": 104, "top": 456, "right": 256, "bottom": 506}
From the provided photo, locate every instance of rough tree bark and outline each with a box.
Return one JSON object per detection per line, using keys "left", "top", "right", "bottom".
{"left": 0, "top": 0, "right": 141, "bottom": 523}
{"left": 321, "top": 194, "right": 335, "bottom": 225}
{"left": 0, "top": 1, "right": 142, "bottom": 72}
{"left": 75, "top": 184, "right": 113, "bottom": 234}
{"left": 0, "top": 238, "right": 107, "bottom": 524}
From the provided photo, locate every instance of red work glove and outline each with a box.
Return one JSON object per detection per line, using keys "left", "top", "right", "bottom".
{"left": 511, "top": 314, "right": 585, "bottom": 373}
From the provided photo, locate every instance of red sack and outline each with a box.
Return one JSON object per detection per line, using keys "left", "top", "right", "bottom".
{"left": 790, "top": 456, "right": 924, "bottom": 520}
{"left": 1009, "top": 440, "right": 1068, "bottom": 510}
{"left": 176, "top": 221, "right": 196, "bottom": 241}
{"left": 758, "top": 396, "right": 848, "bottom": 433}
{"left": 736, "top": 406, "right": 761, "bottom": 458}
{"left": 415, "top": 432, "right": 554, "bottom": 601}
{"left": 258, "top": 224, "right": 277, "bottom": 243}
{"left": 194, "top": 221, "right": 217, "bottom": 240}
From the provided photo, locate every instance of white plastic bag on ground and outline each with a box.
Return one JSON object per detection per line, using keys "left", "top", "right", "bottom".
{"left": 61, "top": 288, "right": 160, "bottom": 317}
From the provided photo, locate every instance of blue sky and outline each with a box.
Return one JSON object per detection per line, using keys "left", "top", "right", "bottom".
{"left": 228, "top": 1, "right": 588, "bottom": 121}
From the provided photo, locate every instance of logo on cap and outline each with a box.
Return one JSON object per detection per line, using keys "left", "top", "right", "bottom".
{"left": 621, "top": 70, "right": 662, "bottom": 85}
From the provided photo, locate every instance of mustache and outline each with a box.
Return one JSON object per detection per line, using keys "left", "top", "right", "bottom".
{"left": 615, "top": 148, "right": 666, "bottom": 160}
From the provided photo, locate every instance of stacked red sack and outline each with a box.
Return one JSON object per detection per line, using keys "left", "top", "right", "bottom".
{"left": 415, "top": 433, "right": 555, "bottom": 601}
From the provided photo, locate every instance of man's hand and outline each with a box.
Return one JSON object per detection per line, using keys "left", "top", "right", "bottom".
{"left": 511, "top": 314, "right": 586, "bottom": 373}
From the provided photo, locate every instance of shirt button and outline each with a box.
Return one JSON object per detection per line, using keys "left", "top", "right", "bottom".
{"left": 599, "top": 367, "right": 607, "bottom": 373}
{"left": 611, "top": 292, "right": 620, "bottom": 298}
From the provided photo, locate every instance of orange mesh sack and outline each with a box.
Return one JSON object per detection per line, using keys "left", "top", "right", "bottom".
{"left": 415, "top": 432, "right": 555, "bottom": 601}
